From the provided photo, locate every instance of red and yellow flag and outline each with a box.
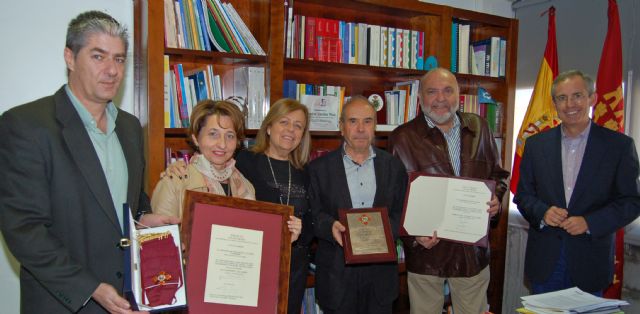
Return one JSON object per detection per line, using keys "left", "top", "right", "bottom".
{"left": 510, "top": 7, "right": 560, "bottom": 194}
{"left": 594, "top": 0, "right": 625, "bottom": 299}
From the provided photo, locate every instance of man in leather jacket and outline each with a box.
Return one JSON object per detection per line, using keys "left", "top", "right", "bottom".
{"left": 388, "top": 68, "right": 509, "bottom": 314}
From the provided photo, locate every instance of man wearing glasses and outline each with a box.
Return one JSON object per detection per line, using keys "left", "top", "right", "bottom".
{"left": 389, "top": 68, "right": 509, "bottom": 314}
{"left": 514, "top": 70, "right": 640, "bottom": 295}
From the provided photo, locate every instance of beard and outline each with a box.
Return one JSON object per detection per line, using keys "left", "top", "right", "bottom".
{"left": 424, "top": 102, "right": 459, "bottom": 125}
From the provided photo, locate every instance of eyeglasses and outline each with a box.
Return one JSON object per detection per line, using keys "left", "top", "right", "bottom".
{"left": 424, "top": 87, "right": 455, "bottom": 98}
{"left": 553, "top": 92, "right": 590, "bottom": 104}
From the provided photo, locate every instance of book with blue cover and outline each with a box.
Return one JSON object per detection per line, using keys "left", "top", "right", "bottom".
{"left": 282, "top": 80, "right": 298, "bottom": 99}
{"left": 451, "top": 21, "right": 457, "bottom": 73}
{"left": 174, "top": 64, "right": 190, "bottom": 127}
{"left": 194, "top": 0, "right": 211, "bottom": 51}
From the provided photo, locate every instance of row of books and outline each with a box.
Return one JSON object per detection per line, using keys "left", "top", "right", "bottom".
{"left": 283, "top": 80, "right": 346, "bottom": 101}
{"left": 282, "top": 79, "right": 421, "bottom": 129}
{"left": 380, "top": 80, "right": 420, "bottom": 125}
{"left": 284, "top": 13, "right": 434, "bottom": 70}
{"left": 459, "top": 94, "right": 503, "bottom": 135}
{"left": 357, "top": 80, "right": 421, "bottom": 126}
{"left": 163, "top": 56, "right": 223, "bottom": 128}
{"left": 163, "top": 65, "right": 502, "bottom": 135}
{"left": 452, "top": 22, "right": 507, "bottom": 77}
{"left": 163, "top": 56, "right": 267, "bottom": 129}
{"left": 163, "top": 0, "right": 265, "bottom": 55}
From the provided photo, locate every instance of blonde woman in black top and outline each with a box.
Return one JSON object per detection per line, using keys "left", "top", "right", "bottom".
{"left": 236, "top": 98, "right": 313, "bottom": 314}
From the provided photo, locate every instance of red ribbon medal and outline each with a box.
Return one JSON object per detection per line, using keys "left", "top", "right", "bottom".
{"left": 139, "top": 232, "right": 183, "bottom": 307}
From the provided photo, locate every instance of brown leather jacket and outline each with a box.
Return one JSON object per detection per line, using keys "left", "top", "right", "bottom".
{"left": 388, "top": 112, "right": 509, "bottom": 277}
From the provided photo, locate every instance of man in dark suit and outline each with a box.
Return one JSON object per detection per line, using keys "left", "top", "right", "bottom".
{"left": 308, "top": 96, "right": 407, "bottom": 314}
{"left": 514, "top": 70, "right": 640, "bottom": 294}
{"left": 0, "top": 11, "right": 178, "bottom": 313}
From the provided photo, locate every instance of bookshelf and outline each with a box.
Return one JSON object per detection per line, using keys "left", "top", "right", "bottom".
{"left": 134, "top": 0, "right": 517, "bottom": 312}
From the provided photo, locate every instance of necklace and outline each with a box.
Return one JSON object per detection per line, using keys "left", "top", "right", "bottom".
{"left": 192, "top": 154, "right": 233, "bottom": 182}
{"left": 210, "top": 163, "right": 233, "bottom": 183}
{"left": 192, "top": 154, "right": 233, "bottom": 197}
{"left": 266, "top": 155, "right": 291, "bottom": 205}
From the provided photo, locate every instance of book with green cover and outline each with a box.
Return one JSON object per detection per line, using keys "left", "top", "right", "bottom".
{"left": 206, "top": 0, "right": 240, "bottom": 53}
{"left": 204, "top": 1, "right": 231, "bottom": 52}
{"left": 216, "top": 0, "right": 250, "bottom": 54}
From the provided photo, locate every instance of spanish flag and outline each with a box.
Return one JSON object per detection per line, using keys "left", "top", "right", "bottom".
{"left": 510, "top": 7, "right": 560, "bottom": 194}
{"left": 593, "top": 0, "right": 625, "bottom": 299}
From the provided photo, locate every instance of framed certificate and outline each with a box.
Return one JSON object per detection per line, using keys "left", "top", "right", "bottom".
{"left": 401, "top": 173, "right": 495, "bottom": 247}
{"left": 181, "top": 191, "right": 293, "bottom": 314}
{"left": 338, "top": 207, "right": 397, "bottom": 264}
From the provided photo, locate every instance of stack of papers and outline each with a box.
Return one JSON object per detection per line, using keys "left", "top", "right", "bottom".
{"left": 519, "top": 287, "right": 628, "bottom": 314}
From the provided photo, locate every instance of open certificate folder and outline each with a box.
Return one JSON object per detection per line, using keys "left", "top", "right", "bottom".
{"left": 401, "top": 173, "right": 495, "bottom": 247}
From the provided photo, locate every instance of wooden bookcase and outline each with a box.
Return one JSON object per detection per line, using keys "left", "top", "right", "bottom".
{"left": 134, "top": 1, "right": 518, "bottom": 312}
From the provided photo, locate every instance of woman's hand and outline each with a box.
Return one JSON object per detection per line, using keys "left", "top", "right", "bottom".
{"left": 288, "top": 215, "right": 302, "bottom": 243}
{"left": 138, "top": 213, "right": 180, "bottom": 228}
{"left": 161, "top": 160, "right": 188, "bottom": 179}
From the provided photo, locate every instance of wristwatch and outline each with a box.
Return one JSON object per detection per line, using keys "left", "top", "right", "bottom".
{"left": 135, "top": 209, "right": 151, "bottom": 221}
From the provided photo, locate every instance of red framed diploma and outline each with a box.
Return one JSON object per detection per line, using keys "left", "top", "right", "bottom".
{"left": 401, "top": 173, "right": 496, "bottom": 247}
{"left": 181, "top": 191, "right": 292, "bottom": 314}
{"left": 338, "top": 207, "right": 397, "bottom": 264}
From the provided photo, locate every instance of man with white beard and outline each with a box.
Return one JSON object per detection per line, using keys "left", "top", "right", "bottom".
{"left": 388, "top": 68, "right": 509, "bottom": 314}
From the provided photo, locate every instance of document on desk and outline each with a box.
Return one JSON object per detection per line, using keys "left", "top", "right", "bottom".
{"left": 402, "top": 174, "right": 494, "bottom": 246}
{"left": 520, "top": 287, "right": 628, "bottom": 313}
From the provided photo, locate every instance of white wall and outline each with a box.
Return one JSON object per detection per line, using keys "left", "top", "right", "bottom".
{"left": 420, "top": 0, "right": 515, "bottom": 18}
{"left": 0, "top": 1, "right": 133, "bottom": 312}
{"left": 0, "top": 1, "right": 134, "bottom": 114}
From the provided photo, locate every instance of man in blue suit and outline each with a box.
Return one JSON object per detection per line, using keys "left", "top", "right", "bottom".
{"left": 514, "top": 70, "right": 640, "bottom": 295}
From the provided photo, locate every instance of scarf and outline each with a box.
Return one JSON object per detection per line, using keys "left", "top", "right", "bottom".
{"left": 191, "top": 154, "right": 253, "bottom": 199}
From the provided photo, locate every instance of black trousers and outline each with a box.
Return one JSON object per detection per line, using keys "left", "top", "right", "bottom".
{"left": 321, "top": 266, "right": 393, "bottom": 314}
{"left": 288, "top": 245, "right": 310, "bottom": 314}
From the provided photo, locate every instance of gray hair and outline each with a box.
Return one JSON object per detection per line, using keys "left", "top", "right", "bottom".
{"left": 340, "top": 95, "right": 377, "bottom": 123}
{"left": 551, "top": 70, "right": 595, "bottom": 98}
{"left": 66, "top": 10, "right": 128, "bottom": 55}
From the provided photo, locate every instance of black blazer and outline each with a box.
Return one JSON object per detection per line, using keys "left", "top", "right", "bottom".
{"left": 0, "top": 86, "right": 150, "bottom": 313}
{"left": 308, "top": 146, "right": 407, "bottom": 310}
{"left": 514, "top": 122, "right": 640, "bottom": 292}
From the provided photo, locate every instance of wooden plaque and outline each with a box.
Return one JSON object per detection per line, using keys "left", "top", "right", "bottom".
{"left": 338, "top": 207, "right": 397, "bottom": 264}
